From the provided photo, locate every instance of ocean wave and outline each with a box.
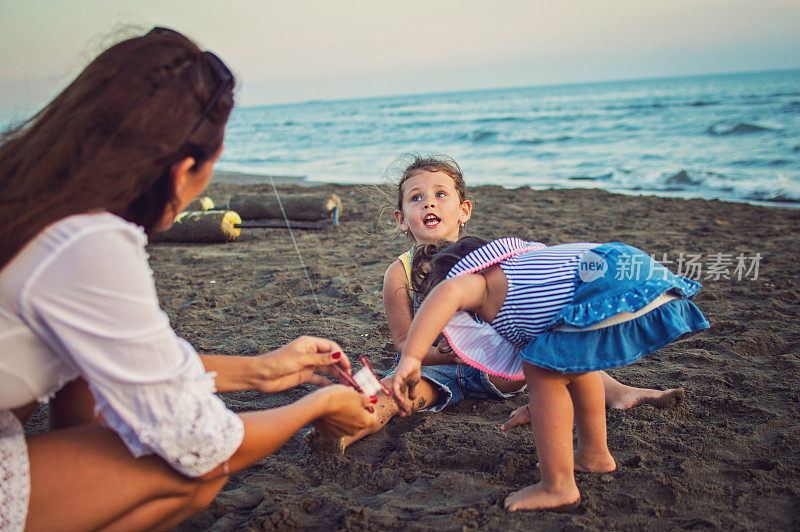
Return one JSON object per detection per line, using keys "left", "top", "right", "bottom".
{"left": 378, "top": 101, "right": 413, "bottom": 109}
{"left": 568, "top": 171, "right": 613, "bottom": 181}
{"left": 458, "top": 130, "right": 498, "bottom": 142}
{"left": 226, "top": 156, "right": 305, "bottom": 164}
{"left": 663, "top": 170, "right": 703, "bottom": 186}
{"left": 782, "top": 101, "right": 800, "bottom": 113}
{"left": 744, "top": 190, "right": 800, "bottom": 203}
{"left": 688, "top": 100, "right": 719, "bottom": 107}
{"left": 387, "top": 110, "right": 422, "bottom": 117}
{"left": 707, "top": 122, "right": 778, "bottom": 135}
{"left": 732, "top": 158, "right": 793, "bottom": 168}
{"left": 514, "top": 135, "right": 573, "bottom": 145}
{"left": 735, "top": 173, "right": 800, "bottom": 204}
{"left": 475, "top": 116, "right": 528, "bottom": 124}
{"left": 603, "top": 102, "right": 667, "bottom": 111}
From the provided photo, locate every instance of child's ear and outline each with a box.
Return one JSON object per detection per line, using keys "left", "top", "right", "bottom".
{"left": 459, "top": 200, "right": 473, "bottom": 224}
{"left": 394, "top": 209, "right": 409, "bottom": 232}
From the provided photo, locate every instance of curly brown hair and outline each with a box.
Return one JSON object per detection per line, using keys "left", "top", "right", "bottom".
{"left": 410, "top": 236, "right": 490, "bottom": 303}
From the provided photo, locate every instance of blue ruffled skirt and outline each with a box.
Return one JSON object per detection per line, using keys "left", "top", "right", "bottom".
{"left": 519, "top": 243, "right": 710, "bottom": 373}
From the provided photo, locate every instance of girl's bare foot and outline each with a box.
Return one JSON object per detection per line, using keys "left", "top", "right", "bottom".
{"left": 305, "top": 389, "right": 402, "bottom": 453}
{"left": 606, "top": 386, "right": 684, "bottom": 410}
{"left": 573, "top": 449, "right": 616, "bottom": 473}
{"left": 304, "top": 428, "right": 349, "bottom": 454}
{"left": 505, "top": 482, "right": 581, "bottom": 512}
{"left": 305, "top": 419, "right": 385, "bottom": 454}
{"left": 306, "top": 377, "right": 441, "bottom": 454}
{"left": 500, "top": 404, "right": 530, "bottom": 431}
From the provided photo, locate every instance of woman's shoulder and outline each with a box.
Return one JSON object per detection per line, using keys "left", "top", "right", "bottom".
{"left": 2, "top": 213, "right": 148, "bottom": 295}
{"left": 43, "top": 212, "right": 146, "bottom": 248}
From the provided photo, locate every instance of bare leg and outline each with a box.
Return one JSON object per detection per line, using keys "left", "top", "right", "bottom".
{"left": 307, "top": 375, "right": 442, "bottom": 453}
{"left": 488, "top": 374, "right": 526, "bottom": 394}
{"left": 599, "top": 371, "right": 684, "bottom": 410}
{"left": 571, "top": 372, "right": 616, "bottom": 473}
{"left": 505, "top": 363, "right": 581, "bottom": 512}
{"left": 25, "top": 424, "right": 227, "bottom": 531}
{"left": 501, "top": 370, "right": 684, "bottom": 431}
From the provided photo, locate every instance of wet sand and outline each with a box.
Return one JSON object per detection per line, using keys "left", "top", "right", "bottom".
{"left": 40, "top": 180, "right": 800, "bottom": 529}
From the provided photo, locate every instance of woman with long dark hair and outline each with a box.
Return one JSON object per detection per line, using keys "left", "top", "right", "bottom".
{"left": 0, "top": 27, "right": 376, "bottom": 531}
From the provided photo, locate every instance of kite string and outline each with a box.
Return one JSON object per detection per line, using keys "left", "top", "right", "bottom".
{"left": 200, "top": 1, "right": 327, "bottom": 328}
{"left": 266, "top": 175, "right": 326, "bottom": 323}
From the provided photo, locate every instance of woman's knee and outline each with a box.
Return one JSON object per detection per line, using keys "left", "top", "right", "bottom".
{"left": 181, "top": 474, "right": 229, "bottom": 514}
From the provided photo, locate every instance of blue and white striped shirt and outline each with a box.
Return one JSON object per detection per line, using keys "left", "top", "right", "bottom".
{"left": 447, "top": 239, "right": 598, "bottom": 348}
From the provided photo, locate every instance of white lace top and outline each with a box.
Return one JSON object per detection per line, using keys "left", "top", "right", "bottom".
{"left": 0, "top": 213, "right": 245, "bottom": 529}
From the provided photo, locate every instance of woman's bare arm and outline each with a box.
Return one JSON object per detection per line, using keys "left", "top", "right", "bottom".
{"left": 201, "top": 385, "right": 375, "bottom": 480}
{"left": 200, "top": 336, "right": 353, "bottom": 393}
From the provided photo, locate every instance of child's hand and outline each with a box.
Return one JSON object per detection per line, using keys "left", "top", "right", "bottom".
{"left": 391, "top": 356, "right": 422, "bottom": 415}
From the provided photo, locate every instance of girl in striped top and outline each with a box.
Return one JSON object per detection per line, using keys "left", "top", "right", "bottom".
{"left": 390, "top": 236, "right": 709, "bottom": 512}
{"left": 310, "top": 154, "right": 688, "bottom": 455}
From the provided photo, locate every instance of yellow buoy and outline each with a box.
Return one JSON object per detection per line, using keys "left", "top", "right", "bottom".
{"left": 185, "top": 196, "right": 215, "bottom": 211}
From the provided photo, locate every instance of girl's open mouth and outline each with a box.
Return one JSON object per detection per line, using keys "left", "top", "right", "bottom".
{"left": 424, "top": 213, "right": 441, "bottom": 228}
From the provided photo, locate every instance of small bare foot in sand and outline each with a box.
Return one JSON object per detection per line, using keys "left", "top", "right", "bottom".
{"left": 305, "top": 413, "right": 388, "bottom": 454}
{"left": 606, "top": 386, "right": 685, "bottom": 410}
{"left": 304, "top": 428, "right": 348, "bottom": 454}
{"left": 505, "top": 483, "right": 581, "bottom": 512}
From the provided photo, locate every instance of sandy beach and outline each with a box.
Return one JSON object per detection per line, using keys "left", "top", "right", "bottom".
{"left": 25, "top": 178, "right": 800, "bottom": 530}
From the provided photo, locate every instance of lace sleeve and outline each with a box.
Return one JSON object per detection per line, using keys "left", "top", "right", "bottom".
{"left": 94, "top": 355, "right": 244, "bottom": 478}
{"left": 20, "top": 217, "right": 244, "bottom": 477}
{"left": 0, "top": 410, "right": 29, "bottom": 532}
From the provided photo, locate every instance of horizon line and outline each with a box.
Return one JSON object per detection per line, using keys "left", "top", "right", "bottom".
{"left": 239, "top": 66, "right": 800, "bottom": 111}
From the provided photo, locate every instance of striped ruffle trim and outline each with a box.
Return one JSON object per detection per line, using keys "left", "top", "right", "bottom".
{"left": 446, "top": 238, "right": 546, "bottom": 279}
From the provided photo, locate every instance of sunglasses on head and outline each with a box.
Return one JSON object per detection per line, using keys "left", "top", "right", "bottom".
{"left": 147, "top": 26, "right": 233, "bottom": 136}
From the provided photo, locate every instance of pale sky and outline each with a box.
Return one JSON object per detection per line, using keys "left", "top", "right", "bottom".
{"left": 1, "top": 0, "right": 799, "bottom": 121}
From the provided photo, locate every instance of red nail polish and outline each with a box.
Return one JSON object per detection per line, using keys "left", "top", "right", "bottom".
{"left": 369, "top": 395, "right": 378, "bottom": 404}
{"left": 332, "top": 351, "right": 341, "bottom": 360}
{"left": 366, "top": 406, "right": 375, "bottom": 413}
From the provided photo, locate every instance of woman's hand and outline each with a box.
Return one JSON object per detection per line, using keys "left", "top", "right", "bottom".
{"left": 310, "top": 385, "right": 377, "bottom": 437}
{"left": 390, "top": 356, "right": 422, "bottom": 415}
{"left": 250, "top": 336, "right": 352, "bottom": 394}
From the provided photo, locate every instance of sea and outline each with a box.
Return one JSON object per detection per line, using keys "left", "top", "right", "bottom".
{"left": 2, "top": 69, "right": 796, "bottom": 205}
{"left": 218, "top": 69, "right": 800, "bottom": 207}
